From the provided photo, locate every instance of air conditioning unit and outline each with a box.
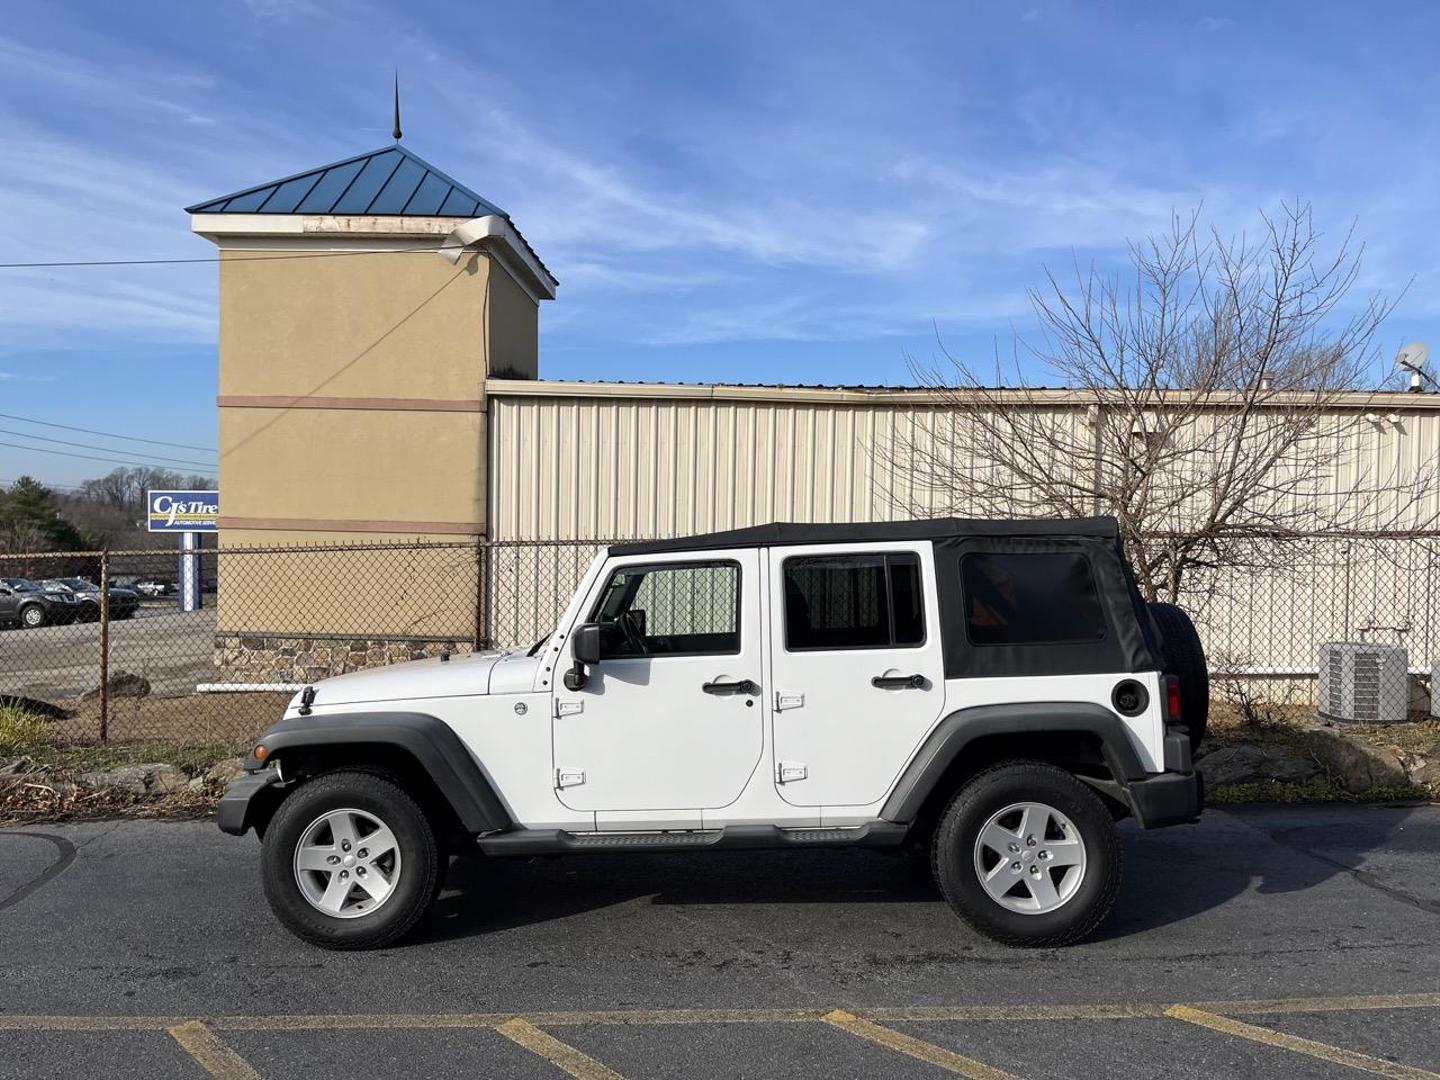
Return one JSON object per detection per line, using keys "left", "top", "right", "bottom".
{"left": 1318, "top": 642, "right": 1409, "bottom": 724}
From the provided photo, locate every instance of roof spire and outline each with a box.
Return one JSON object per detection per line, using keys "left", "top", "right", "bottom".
{"left": 392, "top": 72, "right": 402, "bottom": 142}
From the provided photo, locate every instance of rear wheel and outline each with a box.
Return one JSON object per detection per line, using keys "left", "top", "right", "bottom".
{"left": 261, "top": 770, "right": 439, "bottom": 950}
{"left": 931, "top": 761, "right": 1121, "bottom": 947}
{"left": 1148, "top": 601, "right": 1209, "bottom": 747}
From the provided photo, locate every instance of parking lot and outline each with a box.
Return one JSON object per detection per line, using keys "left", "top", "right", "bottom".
{"left": 0, "top": 604, "right": 216, "bottom": 700}
{"left": 3, "top": 803, "right": 1439, "bottom": 1078}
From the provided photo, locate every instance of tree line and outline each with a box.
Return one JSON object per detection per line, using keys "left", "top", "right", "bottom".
{"left": 0, "top": 467, "right": 213, "bottom": 554}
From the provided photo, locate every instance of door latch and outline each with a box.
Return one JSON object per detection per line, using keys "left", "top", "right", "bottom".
{"left": 555, "top": 699, "right": 584, "bottom": 717}
{"left": 777, "top": 761, "right": 808, "bottom": 784}
{"left": 774, "top": 691, "right": 805, "bottom": 711}
{"left": 555, "top": 767, "right": 586, "bottom": 789}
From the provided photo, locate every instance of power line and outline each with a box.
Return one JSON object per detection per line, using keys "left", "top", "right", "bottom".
{"left": 0, "top": 441, "right": 215, "bottom": 475}
{"left": 0, "top": 428, "right": 213, "bottom": 469}
{"left": 0, "top": 412, "right": 216, "bottom": 453}
{"left": 0, "top": 246, "right": 448, "bottom": 270}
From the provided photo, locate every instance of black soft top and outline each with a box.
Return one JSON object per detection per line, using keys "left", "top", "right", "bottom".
{"left": 609, "top": 516, "right": 1120, "bottom": 556}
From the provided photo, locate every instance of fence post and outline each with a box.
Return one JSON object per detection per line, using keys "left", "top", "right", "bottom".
{"left": 1341, "top": 540, "right": 1352, "bottom": 641}
{"left": 473, "top": 537, "right": 489, "bottom": 650}
{"left": 97, "top": 548, "right": 109, "bottom": 743}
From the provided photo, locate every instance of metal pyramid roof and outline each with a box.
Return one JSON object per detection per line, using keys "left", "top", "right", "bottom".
{"left": 185, "top": 144, "right": 508, "bottom": 218}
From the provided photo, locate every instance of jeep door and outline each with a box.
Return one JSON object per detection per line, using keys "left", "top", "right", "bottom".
{"left": 553, "top": 550, "right": 764, "bottom": 819}
{"left": 767, "top": 542, "right": 945, "bottom": 808}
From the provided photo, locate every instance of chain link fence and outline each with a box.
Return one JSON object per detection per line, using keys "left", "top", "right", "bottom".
{"left": 1, "top": 533, "right": 1437, "bottom": 749}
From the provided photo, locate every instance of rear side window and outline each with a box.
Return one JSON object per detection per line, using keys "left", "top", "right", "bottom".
{"left": 960, "top": 552, "right": 1106, "bottom": 646}
{"left": 783, "top": 553, "right": 925, "bottom": 651}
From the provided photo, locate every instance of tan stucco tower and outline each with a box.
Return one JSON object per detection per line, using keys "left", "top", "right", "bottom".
{"left": 190, "top": 144, "right": 556, "bottom": 546}
{"left": 189, "top": 145, "right": 555, "bottom": 664}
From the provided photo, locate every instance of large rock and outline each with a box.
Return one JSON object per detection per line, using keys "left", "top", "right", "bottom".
{"left": 1301, "top": 726, "right": 1408, "bottom": 791}
{"left": 0, "top": 756, "right": 34, "bottom": 776}
{"left": 1197, "top": 744, "right": 1318, "bottom": 787}
{"left": 79, "top": 763, "right": 188, "bottom": 795}
{"left": 203, "top": 757, "right": 247, "bottom": 786}
{"left": 80, "top": 671, "right": 151, "bottom": 701}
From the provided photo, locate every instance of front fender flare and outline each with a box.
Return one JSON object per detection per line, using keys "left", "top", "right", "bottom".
{"left": 244, "top": 711, "right": 512, "bottom": 835}
{"left": 881, "top": 701, "right": 1147, "bottom": 823}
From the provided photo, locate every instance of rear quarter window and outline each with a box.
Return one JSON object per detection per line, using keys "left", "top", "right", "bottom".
{"left": 960, "top": 551, "right": 1107, "bottom": 646}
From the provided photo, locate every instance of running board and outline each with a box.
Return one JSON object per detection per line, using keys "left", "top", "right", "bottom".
{"left": 476, "top": 821, "right": 910, "bottom": 856}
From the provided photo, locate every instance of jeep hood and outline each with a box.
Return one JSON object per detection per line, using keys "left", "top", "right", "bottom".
{"left": 292, "top": 649, "right": 534, "bottom": 710}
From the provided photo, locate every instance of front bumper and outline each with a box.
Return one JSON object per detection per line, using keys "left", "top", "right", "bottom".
{"left": 1125, "top": 769, "right": 1203, "bottom": 829}
{"left": 216, "top": 769, "right": 284, "bottom": 836}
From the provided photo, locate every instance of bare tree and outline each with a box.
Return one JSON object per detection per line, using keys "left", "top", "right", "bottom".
{"left": 76, "top": 467, "right": 212, "bottom": 519}
{"left": 885, "top": 202, "right": 1439, "bottom": 601}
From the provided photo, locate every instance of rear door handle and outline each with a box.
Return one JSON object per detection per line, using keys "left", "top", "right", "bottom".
{"left": 703, "top": 678, "right": 759, "bottom": 696}
{"left": 871, "top": 674, "right": 927, "bottom": 690}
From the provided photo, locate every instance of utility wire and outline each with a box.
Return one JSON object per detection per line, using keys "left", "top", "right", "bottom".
{"left": 0, "top": 428, "right": 213, "bottom": 469}
{"left": 0, "top": 440, "right": 215, "bottom": 475}
{"left": 0, "top": 246, "right": 448, "bottom": 269}
{"left": 0, "top": 412, "right": 216, "bottom": 453}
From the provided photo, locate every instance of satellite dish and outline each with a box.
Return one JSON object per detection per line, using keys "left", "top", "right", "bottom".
{"left": 1396, "top": 342, "right": 1430, "bottom": 372}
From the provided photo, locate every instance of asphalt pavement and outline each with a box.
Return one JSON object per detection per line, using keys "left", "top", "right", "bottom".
{"left": 0, "top": 605, "right": 215, "bottom": 700}
{"left": 2, "top": 804, "right": 1439, "bottom": 1078}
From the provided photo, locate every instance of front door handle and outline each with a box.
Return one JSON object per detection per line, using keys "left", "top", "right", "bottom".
{"left": 871, "top": 674, "right": 927, "bottom": 690}
{"left": 703, "top": 678, "right": 759, "bottom": 696}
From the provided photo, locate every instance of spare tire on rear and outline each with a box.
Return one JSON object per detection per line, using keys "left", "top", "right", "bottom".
{"left": 1147, "top": 602, "right": 1209, "bottom": 748}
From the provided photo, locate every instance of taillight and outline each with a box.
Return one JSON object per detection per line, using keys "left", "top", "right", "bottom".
{"left": 1166, "top": 676, "right": 1182, "bottom": 724}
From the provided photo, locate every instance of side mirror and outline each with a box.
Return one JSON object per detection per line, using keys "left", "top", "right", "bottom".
{"left": 565, "top": 623, "right": 602, "bottom": 690}
{"left": 573, "top": 623, "right": 603, "bottom": 665}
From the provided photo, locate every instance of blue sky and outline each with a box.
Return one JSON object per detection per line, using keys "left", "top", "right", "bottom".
{"left": 1, "top": 1, "right": 1437, "bottom": 486}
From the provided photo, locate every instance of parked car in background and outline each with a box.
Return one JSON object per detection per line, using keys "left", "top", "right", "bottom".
{"left": 40, "top": 578, "right": 141, "bottom": 621}
{"left": 134, "top": 579, "right": 177, "bottom": 597}
{"left": 0, "top": 578, "right": 82, "bottom": 628}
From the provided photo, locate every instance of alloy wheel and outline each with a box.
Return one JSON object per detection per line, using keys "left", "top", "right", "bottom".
{"left": 972, "top": 801, "right": 1087, "bottom": 915}
{"left": 293, "top": 807, "right": 403, "bottom": 919}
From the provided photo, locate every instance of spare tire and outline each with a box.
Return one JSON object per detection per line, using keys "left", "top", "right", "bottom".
{"left": 1147, "top": 602, "right": 1209, "bottom": 748}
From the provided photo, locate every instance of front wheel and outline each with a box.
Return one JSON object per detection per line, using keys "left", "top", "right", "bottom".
{"left": 19, "top": 604, "right": 45, "bottom": 629}
{"left": 931, "top": 761, "right": 1121, "bottom": 947}
{"left": 260, "top": 770, "right": 440, "bottom": 950}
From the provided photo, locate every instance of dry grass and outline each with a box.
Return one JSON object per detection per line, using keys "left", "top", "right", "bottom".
{"left": 42, "top": 691, "right": 290, "bottom": 749}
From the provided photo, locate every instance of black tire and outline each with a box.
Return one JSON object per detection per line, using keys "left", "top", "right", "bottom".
{"left": 1147, "top": 601, "right": 1209, "bottom": 747}
{"left": 18, "top": 604, "right": 45, "bottom": 629}
{"left": 261, "top": 770, "right": 439, "bottom": 950}
{"left": 931, "top": 761, "right": 1121, "bottom": 947}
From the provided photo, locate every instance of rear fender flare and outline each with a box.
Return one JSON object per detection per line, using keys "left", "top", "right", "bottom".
{"left": 881, "top": 701, "right": 1146, "bottom": 823}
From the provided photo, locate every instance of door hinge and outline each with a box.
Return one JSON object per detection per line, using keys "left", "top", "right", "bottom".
{"left": 777, "top": 761, "right": 808, "bottom": 784}
{"left": 774, "top": 690, "right": 805, "bottom": 711}
{"left": 555, "top": 699, "right": 584, "bottom": 717}
{"left": 555, "top": 767, "right": 586, "bottom": 789}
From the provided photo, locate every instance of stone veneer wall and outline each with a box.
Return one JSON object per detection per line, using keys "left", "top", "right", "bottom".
{"left": 214, "top": 633, "right": 477, "bottom": 685}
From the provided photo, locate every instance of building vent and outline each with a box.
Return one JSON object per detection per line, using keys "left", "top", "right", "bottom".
{"left": 1318, "top": 642, "right": 1409, "bottom": 724}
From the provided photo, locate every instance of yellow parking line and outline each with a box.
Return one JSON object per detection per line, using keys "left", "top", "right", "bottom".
{"left": 1197, "top": 993, "right": 1440, "bottom": 1017}
{"left": 822, "top": 1009, "right": 1021, "bottom": 1080}
{"left": 865, "top": 1003, "right": 1166, "bottom": 1021}
{"left": 1165, "top": 1005, "right": 1440, "bottom": 1080}
{"left": 0, "top": 1015, "right": 182, "bottom": 1030}
{"left": 166, "top": 1020, "right": 263, "bottom": 1080}
{"left": 495, "top": 1017, "right": 627, "bottom": 1080}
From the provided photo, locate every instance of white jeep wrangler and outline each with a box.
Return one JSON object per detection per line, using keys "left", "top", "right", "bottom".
{"left": 219, "top": 518, "right": 1205, "bottom": 949}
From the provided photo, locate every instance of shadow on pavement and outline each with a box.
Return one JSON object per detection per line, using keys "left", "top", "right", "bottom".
{"left": 410, "top": 805, "right": 1440, "bottom": 947}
